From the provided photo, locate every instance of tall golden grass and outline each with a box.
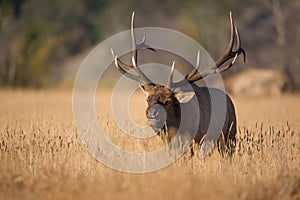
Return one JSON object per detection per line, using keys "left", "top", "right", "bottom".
{"left": 0, "top": 89, "right": 299, "bottom": 200}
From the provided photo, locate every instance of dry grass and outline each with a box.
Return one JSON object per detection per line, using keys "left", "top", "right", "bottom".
{"left": 0, "top": 89, "right": 299, "bottom": 200}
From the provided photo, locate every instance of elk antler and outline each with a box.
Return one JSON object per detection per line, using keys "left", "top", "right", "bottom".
{"left": 166, "top": 61, "right": 175, "bottom": 89}
{"left": 171, "top": 12, "right": 246, "bottom": 88}
{"left": 111, "top": 12, "right": 156, "bottom": 85}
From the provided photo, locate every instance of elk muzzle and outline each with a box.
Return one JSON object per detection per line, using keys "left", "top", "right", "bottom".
{"left": 146, "top": 104, "right": 167, "bottom": 132}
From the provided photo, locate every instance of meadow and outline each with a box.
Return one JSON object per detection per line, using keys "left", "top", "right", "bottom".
{"left": 0, "top": 89, "right": 299, "bottom": 200}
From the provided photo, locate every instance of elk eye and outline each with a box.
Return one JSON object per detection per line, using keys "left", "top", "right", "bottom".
{"left": 165, "top": 98, "right": 172, "bottom": 105}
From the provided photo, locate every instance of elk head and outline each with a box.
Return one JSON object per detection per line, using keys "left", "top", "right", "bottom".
{"left": 140, "top": 83, "right": 195, "bottom": 133}
{"left": 111, "top": 12, "right": 245, "bottom": 135}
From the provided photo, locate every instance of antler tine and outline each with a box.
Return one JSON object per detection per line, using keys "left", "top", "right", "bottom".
{"left": 131, "top": 12, "right": 137, "bottom": 61}
{"left": 130, "top": 11, "right": 153, "bottom": 84}
{"left": 172, "top": 12, "right": 245, "bottom": 88}
{"left": 167, "top": 61, "right": 175, "bottom": 89}
{"left": 186, "top": 53, "right": 238, "bottom": 82}
{"left": 131, "top": 56, "right": 137, "bottom": 68}
{"left": 111, "top": 48, "right": 136, "bottom": 71}
{"left": 112, "top": 52, "right": 141, "bottom": 83}
{"left": 196, "top": 50, "right": 200, "bottom": 70}
{"left": 111, "top": 48, "right": 116, "bottom": 58}
{"left": 112, "top": 12, "right": 154, "bottom": 84}
{"left": 187, "top": 50, "right": 201, "bottom": 80}
{"left": 234, "top": 26, "right": 246, "bottom": 63}
{"left": 214, "top": 11, "right": 235, "bottom": 68}
{"left": 172, "top": 51, "right": 201, "bottom": 88}
{"left": 111, "top": 48, "right": 147, "bottom": 83}
{"left": 137, "top": 35, "right": 156, "bottom": 52}
{"left": 215, "top": 53, "right": 238, "bottom": 75}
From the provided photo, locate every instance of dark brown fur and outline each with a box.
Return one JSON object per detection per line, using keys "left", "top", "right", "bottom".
{"left": 144, "top": 84, "right": 236, "bottom": 156}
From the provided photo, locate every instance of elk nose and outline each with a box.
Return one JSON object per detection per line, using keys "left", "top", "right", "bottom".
{"left": 146, "top": 104, "right": 167, "bottom": 121}
{"left": 146, "top": 106, "right": 159, "bottom": 119}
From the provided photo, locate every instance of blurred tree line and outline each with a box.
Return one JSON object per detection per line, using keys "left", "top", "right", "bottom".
{"left": 0, "top": 0, "right": 299, "bottom": 90}
{"left": 0, "top": 0, "right": 110, "bottom": 87}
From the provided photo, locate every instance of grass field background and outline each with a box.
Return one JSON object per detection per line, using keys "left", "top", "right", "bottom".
{"left": 0, "top": 89, "right": 299, "bottom": 200}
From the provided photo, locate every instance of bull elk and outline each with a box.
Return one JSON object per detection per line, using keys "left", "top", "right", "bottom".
{"left": 111, "top": 12, "right": 245, "bottom": 158}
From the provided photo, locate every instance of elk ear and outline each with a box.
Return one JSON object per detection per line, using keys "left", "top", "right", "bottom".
{"left": 175, "top": 91, "right": 195, "bottom": 103}
{"left": 139, "top": 84, "right": 154, "bottom": 95}
{"left": 139, "top": 84, "right": 147, "bottom": 94}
